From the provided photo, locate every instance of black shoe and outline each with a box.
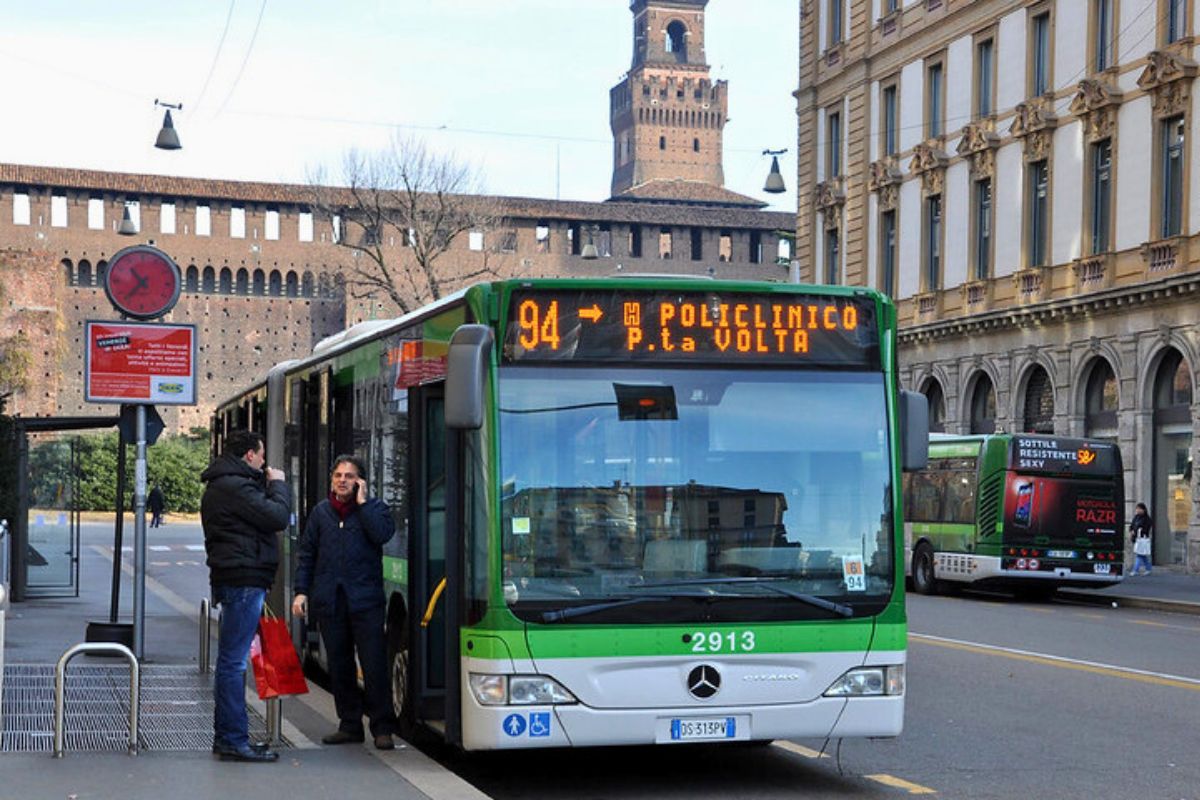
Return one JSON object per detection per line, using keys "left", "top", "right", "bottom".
{"left": 322, "top": 730, "right": 365, "bottom": 745}
{"left": 212, "top": 740, "right": 270, "bottom": 755}
{"left": 217, "top": 746, "right": 279, "bottom": 763}
{"left": 374, "top": 734, "right": 395, "bottom": 750}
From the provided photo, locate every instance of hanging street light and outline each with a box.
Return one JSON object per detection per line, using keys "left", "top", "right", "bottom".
{"left": 763, "top": 148, "right": 788, "bottom": 194}
{"left": 118, "top": 204, "right": 138, "bottom": 236}
{"left": 154, "top": 99, "right": 183, "bottom": 150}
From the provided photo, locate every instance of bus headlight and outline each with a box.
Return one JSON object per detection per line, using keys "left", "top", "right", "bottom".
{"left": 823, "top": 665, "right": 904, "bottom": 697}
{"left": 468, "top": 674, "right": 578, "bottom": 706}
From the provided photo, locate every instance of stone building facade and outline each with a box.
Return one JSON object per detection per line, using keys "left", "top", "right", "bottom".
{"left": 0, "top": 163, "right": 792, "bottom": 433}
{"left": 797, "top": 0, "right": 1200, "bottom": 572}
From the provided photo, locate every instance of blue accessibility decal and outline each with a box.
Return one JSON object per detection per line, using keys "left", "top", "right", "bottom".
{"left": 528, "top": 712, "right": 551, "bottom": 737}
{"left": 502, "top": 713, "right": 526, "bottom": 737}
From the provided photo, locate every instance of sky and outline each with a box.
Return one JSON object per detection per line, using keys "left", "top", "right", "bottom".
{"left": 0, "top": 0, "right": 798, "bottom": 211}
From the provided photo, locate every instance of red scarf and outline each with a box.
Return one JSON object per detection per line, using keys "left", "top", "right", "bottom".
{"left": 328, "top": 492, "right": 356, "bottom": 520}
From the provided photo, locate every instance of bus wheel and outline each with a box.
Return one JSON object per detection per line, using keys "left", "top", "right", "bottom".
{"left": 912, "top": 544, "right": 937, "bottom": 595}
{"left": 389, "top": 640, "right": 414, "bottom": 738}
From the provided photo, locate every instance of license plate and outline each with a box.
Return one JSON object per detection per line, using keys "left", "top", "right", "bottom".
{"left": 670, "top": 717, "right": 735, "bottom": 741}
{"left": 1047, "top": 550, "right": 1076, "bottom": 558}
{"left": 1094, "top": 563, "right": 1111, "bottom": 574}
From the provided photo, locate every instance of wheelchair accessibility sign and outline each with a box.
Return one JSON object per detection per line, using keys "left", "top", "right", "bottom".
{"left": 502, "top": 712, "right": 552, "bottom": 738}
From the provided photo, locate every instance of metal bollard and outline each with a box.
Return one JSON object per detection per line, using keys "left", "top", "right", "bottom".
{"left": 55, "top": 642, "right": 140, "bottom": 757}
{"left": 199, "top": 598, "right": 211, "bottom": 674}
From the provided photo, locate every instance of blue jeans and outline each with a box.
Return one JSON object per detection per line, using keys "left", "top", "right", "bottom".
{"left": 1133, "top": 554, "right": 1152, "bottom": 575}
{"left": 212, "top": 584, "right": 267, "bottom": 750}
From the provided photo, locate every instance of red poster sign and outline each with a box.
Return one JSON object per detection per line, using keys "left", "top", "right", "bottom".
{"left": 85, "top": 321, "right": 197, "bottom": 405}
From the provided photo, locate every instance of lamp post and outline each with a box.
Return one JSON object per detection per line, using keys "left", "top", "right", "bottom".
{"left": 118, "top": 203, "right": 138, "bottom": 236}
{"left": 154, "top": 99, "right": 183, "bottom": 150}
{"left": 763, "top": 148, "right": 788, "bottom": 194}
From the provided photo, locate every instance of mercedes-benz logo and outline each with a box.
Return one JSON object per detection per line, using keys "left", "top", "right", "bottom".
{"left": 687, "top": 665, "right": 721, "bottom": 699}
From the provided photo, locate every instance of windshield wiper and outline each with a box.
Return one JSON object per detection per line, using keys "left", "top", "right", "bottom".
{"left": 540, "top": 595, "right": 671, "bottom": 623}
{"left": 635, "top": 576, "right": 854, "bottom": 618}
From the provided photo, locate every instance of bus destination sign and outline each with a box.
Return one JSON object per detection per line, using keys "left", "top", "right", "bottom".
{"left": 502, "top": 290, "right": 879, "bottom": 367}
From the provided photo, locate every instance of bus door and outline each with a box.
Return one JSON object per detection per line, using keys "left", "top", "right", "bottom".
{"left": 407, "top": 382, "right": 463, "bottom": 742}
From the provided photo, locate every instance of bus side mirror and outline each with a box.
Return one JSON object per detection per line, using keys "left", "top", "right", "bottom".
{"left": 900, "top": 390, "right": 929, "bottom": 472}
{"left": 445, "top": 324, "right": 494, "bottom": 430}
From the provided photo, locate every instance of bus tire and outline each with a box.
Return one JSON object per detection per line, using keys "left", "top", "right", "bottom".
{"left": 388, "top": 637, "right": 414, "bottom": 740}
{"left": 912, "top": 543, "right": 937, "bottom": 595}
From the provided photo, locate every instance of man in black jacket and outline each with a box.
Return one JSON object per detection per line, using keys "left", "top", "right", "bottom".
{"left": 291, "top": 454, "right": 397, "bottom": 750}
{"left": 201, "top": 429, "right": 291, "bottom": 763}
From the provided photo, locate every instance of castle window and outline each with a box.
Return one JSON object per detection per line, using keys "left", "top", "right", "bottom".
{"left": 536, "top": 222, "right": 550, "bottom": 253}
{"left": 659, "top": 228, "right": 673, "bottom": 259}
{"left": 161, "top": 202, "right": 176, "bottom": 235}
{"left": 665, "top": 21, "right": 687, "bottom": 62}
{"left": 236, "top": 268, "right": 250, "bottom": 295}
{"left": 219, "top": 268, "right": 232, "bottom": 293}
{"left": 87, "top": 196, "right": 104, "bottom": 230}
{"left": 500, "top": 230, "right": 517, "bottom": 253}
{"left": 51, "top": 193, "right": 67, "bottom": 227}
{"left": 230, "top": 206, "right": 246, "bottom": 239}
{"left": 286, "top": 271, "right": 298, "bottom": 297}
{"left": 265, "top": 208, "right": 280, "bottom": 241}
{"left": 690, "top": 228, "right": 703, "bottom": 261}
{"left": 185, "top": 266, "right": 199, "bottom": 292}
{"left": 659, "top": 135, "right": 666, "bottom": 150}
{"left": 298, "top": 211, "right": 313, "bottom": 242}
{"left": 468, "top": 230, "right": 484, "bottom": 251}
{"left": 718, "top": 231, "right": 732, "bottom": 262}
{"left": 268, "top": 270, "right": 282, "bottom": 296}
{"left": 196, "top": 204, "right": 211, "bottom": 236}
{"left": 252, "top": 269, "right": 265, "bottom": 295}
{"left": 629, "top": 225, "right": 643, "bottom": 257}
{"left": 202, "top": 266, "right": 215, "bottom": 293}
{"left": 693, "top": 138, "right": 700, "bottom": 152}
{"left": 749, "top": 231, "right": 763, "bottom": 264}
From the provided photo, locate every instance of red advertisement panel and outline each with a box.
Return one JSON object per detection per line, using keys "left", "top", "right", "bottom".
{"left": 85, "top": 321, "right": 197, "bottom": 405}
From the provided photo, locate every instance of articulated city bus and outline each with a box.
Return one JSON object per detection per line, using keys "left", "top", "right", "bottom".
{"left": 213, "top": 277, "right": 928, "bottom": 750}
{"left": 903, "top": 433, "right": 1125, "bottom": 598}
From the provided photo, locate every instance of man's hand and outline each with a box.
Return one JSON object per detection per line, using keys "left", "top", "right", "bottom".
{"left": 291, "top": 594, "right": 308, "bottom": 619}
{"left": 355, "top": 478, "right": 368, "bottom": 505}
{"left": 265, "top": 466, "right": 285, "bottom": 482}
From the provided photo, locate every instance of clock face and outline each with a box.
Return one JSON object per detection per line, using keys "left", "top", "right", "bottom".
{"left": 104, "top": 246, "right": 182, "bottom": 319}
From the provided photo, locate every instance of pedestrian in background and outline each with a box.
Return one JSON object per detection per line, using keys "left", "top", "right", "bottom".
{"left": 201, "top": 429, "right": 291, "bottom": 763}
{"left": 292, "top": 454, "right": 398, "bottom": 750}
{"left": 147, "top": 484, "right": 166, "bottom": 528}
{"left": 1129, "top": 502, "right": 1154, "bottom": 576}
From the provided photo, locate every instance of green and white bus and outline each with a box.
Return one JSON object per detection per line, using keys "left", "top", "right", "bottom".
{"left": 903, "top": 433, "right": 1125, "bottom": 596}
{"left": 213, "top": 277, "right": 928, "bottom": 750}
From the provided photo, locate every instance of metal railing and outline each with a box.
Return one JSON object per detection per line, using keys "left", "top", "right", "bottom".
{"left": 54, "top": 642, "right": 140, "bottom": 757}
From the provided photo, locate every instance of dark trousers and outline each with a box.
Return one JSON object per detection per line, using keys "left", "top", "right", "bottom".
{"left": 319, "top": 587, "right": 396, "bottom": 736}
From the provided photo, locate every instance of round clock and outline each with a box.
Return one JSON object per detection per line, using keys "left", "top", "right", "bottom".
{"left": 103, "top": 245, "right": 182, "bottom": 320}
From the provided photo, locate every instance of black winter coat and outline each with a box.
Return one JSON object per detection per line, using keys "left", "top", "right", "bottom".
{"left": 200, "top": 454, "right": 292, "bottom": 589}
{"left": 294, "top": 497, "right": 395, "bottom": 615}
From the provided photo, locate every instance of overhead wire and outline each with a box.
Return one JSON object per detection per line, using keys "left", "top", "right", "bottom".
{"left": 216, "top": 0, "right": 269, "bottom": 116}
{"left": 192, "top": 0, "right": 239, "bottom": 114}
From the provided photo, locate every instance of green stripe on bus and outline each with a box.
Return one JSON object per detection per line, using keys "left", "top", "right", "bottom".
{"left": 382, "top": 555, "right": 407, "bottom": 585}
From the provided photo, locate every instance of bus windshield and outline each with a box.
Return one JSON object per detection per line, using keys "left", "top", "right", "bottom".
{"left": 498, "top": 365, "right": 894, "bottom": 623}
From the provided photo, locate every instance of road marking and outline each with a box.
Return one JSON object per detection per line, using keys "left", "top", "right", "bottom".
{"left": 1131, "top": 620, "right": 1171, "bottom": 628}
{"left": 185, "top": 544, "right": 205, "bottom": 551}
{"left": 864, "top": 774, "right": 938, "bottom": 794}
{"left": 772, "top": 740, "right": 828, "bottom": 758}
{"left": 149, "top": 545, "right": 172, "bottom": 551}
{"left": 1075, "top": 613, "right": 1104, "bottom": 620}
{"left": 912, "top": 632, "right": 1200, "bottom": 690}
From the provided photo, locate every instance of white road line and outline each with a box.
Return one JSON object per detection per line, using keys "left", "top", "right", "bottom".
{"left": 912, "top": 632, "right": 1200, "bottom": 687}
{"left": 149, "top": 545, "right": 172, "bottom": 551}
{"left": 185, "top": 544, "right": 206, "bottom": 551}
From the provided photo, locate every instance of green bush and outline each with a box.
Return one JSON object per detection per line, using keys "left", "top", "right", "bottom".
{"left": 28, "top": 429, "right": 210, "bottom": 513}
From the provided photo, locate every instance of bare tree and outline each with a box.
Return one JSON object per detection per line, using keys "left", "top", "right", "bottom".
{"left": 307, "top": 134, "right": 510, "bottom": 315}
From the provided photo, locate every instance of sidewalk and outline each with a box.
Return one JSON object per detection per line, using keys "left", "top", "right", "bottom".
{"left": 1057, "top": 566, "right": 1200, "bottom": 614}
{"left": 0, "top": 528, "right": 488, "bottom": 800}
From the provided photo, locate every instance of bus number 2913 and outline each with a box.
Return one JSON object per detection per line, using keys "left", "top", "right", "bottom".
{"left": 688, "top": 631, "right": 756, "bottom": 653}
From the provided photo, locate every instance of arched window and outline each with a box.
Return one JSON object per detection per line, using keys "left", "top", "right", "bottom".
{"left": 96, "top": 261, "right": 107, "bottom": 286}
{"left": 969, "top": 374, "right": 996, "bottom": 434}
{"left": 202, "top": 266, "right": 216, "bottom": 294}
{"left": 1084, "top": 359, "right": 1118, "bottom": 439}
{"left": 252, "top": 268, "right": 265, "bottom": 295}
{"left": 1152, "top": 348, "right": 1193, "bottom": 566}
{"left": 77, "top": 260, "right": 92, "bottom": 286}
{"left": 302, "top": 271, "right": 315, "bottom": 297}
{"left": 219, "top": 268, "right": 233, "bottom": 294}
{"left": 62, "top": 259, "right": 74, "bottom": 287}
{"left": 1022, "top": 365, "right": 1055, "bottom": 433}
{"left": 185, "top": 265, "right": 199, "bottom": 292}
{"left": 922, "top": 379, "right": 946, "bottom": 433}
{"left": 286, "top": 271, "right": 299, "bottom": 297}
{"left": 269, "top": 270, "right": 282, "bottom": 296}
{"left": 236, "top": 268, "right": 249, "bottom": 295}
{"left": 665, "top": 20, "right": 687, "bottom": 62}
{"left": 318, "top": 273, "right": 332, "bottom": 298}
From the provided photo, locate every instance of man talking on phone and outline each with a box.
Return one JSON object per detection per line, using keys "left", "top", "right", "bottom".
{"left": 292, "top": 454, "right": 398, "bottom": 749}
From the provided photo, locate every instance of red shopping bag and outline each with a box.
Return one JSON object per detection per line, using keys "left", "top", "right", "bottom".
{"left": 250, "top": 608, "right": 309, "bottom": 699}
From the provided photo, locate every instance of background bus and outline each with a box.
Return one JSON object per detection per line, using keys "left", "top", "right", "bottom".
{"left": 903, "top": 433, "right": 1124, "bottom": 597}
{"left": 213, "top": 277, "right": 928, "bottom": 750}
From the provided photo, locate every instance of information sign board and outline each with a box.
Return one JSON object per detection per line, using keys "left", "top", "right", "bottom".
{"left": 85, "top": 321, "right": 197, "bottom": 405}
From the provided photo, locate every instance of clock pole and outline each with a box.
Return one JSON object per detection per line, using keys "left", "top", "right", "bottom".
{"left": 133, "top": 404, "right": 147, "bottom": 660}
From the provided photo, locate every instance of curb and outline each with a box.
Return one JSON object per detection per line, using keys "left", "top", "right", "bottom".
{"left": 1057, "top": 589, "right": 1200, "bottom": 616}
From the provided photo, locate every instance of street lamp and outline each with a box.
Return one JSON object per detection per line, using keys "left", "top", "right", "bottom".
{"left": 118, "top": 203, "right": 138, "bottom": 236}
{"left": 581, "top": 224, "right": 600, "bottom": 259}
{"left": 154, "top": 99, "right": 182, "bottom": 150}
{"left": 763, "top": 148, "right": 788, "bottom": 194}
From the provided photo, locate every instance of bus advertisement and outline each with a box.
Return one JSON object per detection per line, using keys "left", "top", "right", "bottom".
{"left": 213, "top": 278, "right": 928, "bottom": 750}
{"left": 904, "top": 433, "right": 1124, "bottom": 597}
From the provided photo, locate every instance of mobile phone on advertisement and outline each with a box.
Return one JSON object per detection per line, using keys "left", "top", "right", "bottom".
{"left": 1014, "top": 482, "right": 1034, "bottom": 527}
